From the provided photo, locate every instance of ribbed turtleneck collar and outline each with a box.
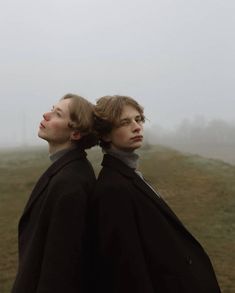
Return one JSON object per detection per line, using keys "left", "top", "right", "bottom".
{"left": 103, "top": 147, "right": 139, "bottom": 169}
{"left": 49, "top": 146, "right": 75, "bottom": 163}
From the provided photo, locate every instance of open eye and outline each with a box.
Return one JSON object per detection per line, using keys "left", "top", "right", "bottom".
{"left": 135, "top": 116, "right": 142, "bottom": 123}
{"left": 135, "top": 115, "right": 145, "bottom": 124}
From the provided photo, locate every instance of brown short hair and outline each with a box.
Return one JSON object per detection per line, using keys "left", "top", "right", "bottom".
{"left": 61, "top": 93, "right": 98, "bottom": 149}
{"left": 94, "top": 95, "right": 145, "bottom": 148}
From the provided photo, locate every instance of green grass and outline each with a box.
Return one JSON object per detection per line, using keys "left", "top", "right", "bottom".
{"left": 0, "top": 145, "right": 234, "bottom": 292}
{"left": 0, "top": 147, "right": 50, "bottom": 292}
{"left": 139, "top": 145, "right": 235, "bottom": 292}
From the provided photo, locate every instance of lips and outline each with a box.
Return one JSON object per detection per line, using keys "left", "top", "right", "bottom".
{"left": 131, "top": 135, "right": 143, "bottom": 141}
{"left": 40, "top": 122, "right": 45, "bottom": 129}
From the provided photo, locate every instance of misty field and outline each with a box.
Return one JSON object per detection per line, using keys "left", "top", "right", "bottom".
{"left": 0, "top": 145, "right": 234, "bottom": 292}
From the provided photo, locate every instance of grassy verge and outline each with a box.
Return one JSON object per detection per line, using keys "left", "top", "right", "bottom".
{"left": 139, "top": 145, "right": 235, "bottom": 292}
{"left": 0, "top": 145, "right": 234, "bottom": 292}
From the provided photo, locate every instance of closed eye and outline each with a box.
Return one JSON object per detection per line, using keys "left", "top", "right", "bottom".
{"left": 51, "top": 106, "right": 62, "bottom": 117}
{"left": 56, "top": 111, "right": 61, "bottom": 117}
{"left": 119, "top": 119, "right": 131, "bottom": 126}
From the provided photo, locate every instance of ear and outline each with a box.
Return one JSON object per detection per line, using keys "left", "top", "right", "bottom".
{"left": 70, "top": 130, "right": 81, "bottom": 141}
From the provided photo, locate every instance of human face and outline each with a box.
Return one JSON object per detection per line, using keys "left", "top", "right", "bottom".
{"left": 38, "top": 99, "right": 74, "bottom": 153}
{"left": 107, "top": 104, "right": 144, "bottom": 152}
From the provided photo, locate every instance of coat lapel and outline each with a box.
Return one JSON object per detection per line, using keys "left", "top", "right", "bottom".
{"left": 102, "top": 154, "right": 178, "bottom": 218}
{"left": 20, "top": 148, "right": 86, "bottom": 224}
{"left": 132, "top": 174, "right": 184, "bottom": 225}
{"left": 21, "top": 167, "right": 52, "bottom": 216}
{"left": 102, "top": 154, "right": 202, "bottom": 245}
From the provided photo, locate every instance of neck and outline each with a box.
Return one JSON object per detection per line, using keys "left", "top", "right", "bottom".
{"left": 104, "top": 147, "right": 139, "bottom": 169}
{"left": 48, "top": 142, "right": 73, "bottom": 156}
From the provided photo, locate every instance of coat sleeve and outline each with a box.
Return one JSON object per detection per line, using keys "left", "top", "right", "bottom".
{"left": 36, "top": 187, "right": 87, "bottom": 293}
{"left": 91, "top": 183, "right": 155, "bottom": 293}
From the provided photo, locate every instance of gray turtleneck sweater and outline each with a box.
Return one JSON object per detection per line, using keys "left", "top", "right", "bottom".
{"left": 103, "top": 147, "right": 160, "bottom": 197}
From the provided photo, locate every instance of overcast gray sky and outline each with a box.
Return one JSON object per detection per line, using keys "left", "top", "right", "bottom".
{"left": 1, "top": 0, "right": 235, "bottom": 147}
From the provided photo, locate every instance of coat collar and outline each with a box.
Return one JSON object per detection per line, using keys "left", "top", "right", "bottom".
{"left": 101, "top": 154, "right": 168, "bottom": 206}
{"left": 102, "top": 154, "right": 137, "bottom": 179}
{"left": 21, "top": 147, "right": 87, "bottom": 218}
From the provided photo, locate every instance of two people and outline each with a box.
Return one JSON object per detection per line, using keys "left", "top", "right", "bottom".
{"left": 12, "top": 94, "right": 221, "bottom": 292}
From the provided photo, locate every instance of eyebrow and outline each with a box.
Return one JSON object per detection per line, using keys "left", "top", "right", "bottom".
{"left": 52, "top": 105, "right": 64, "bottom": 113}
{"left": 120, "top": 114, "right": 142, "bottom": 121}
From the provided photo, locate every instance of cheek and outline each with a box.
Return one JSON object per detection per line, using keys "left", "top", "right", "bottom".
{"left": 49, "top": 122, "right": 71, "bottom": 139}
{"left": 112, "top": 129, "right": 129, "bottom": 143}
{"left": 51, "top": 121, "right": 69, "bottom": 131}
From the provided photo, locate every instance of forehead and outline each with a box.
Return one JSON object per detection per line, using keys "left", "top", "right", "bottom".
{"left": 54, "top": 99, "right": 71, "bottom": 114}
{"left": 120, "top": 104, "right": 141, "bottom": 119}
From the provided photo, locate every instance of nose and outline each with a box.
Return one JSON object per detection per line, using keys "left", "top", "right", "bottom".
{"left": 132, "top": 120, "right": 142, "bottom": 132}
{"left": 43, "top": 112, "right": 50, "bottom": 121}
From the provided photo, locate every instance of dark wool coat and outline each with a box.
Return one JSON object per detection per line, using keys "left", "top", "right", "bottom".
{"left": 89, "top": 154, "right": 221, "bottom": 293}
{"left": 12, "top": 147, "right": 96, "bottom": 293}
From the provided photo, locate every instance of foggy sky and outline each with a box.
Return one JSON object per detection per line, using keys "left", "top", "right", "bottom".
{"left": 1, "top": 0, "right": 235, "bottom": 147}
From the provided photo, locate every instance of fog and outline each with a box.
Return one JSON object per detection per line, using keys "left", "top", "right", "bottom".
{"left": 1, "top": 0, "right": 235, "bottom": 155}
{"left": 145, "top": 117, "right": 235, "bottom": 164}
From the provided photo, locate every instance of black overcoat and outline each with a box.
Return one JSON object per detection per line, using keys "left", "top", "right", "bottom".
{"left": 12, "top": 147, "right": 96, "bottom": 293}
{"left": 89, "top": 154, "right": 221, "bottom": 293}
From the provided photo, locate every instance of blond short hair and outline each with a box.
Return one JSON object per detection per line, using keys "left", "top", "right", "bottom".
{"left": 61, "top": 93, "right": 97, "bottom": 149}
{"left": 94, "top": 95, "right": 145, "bottom": 148}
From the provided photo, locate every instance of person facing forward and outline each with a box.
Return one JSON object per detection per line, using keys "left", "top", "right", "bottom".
{"left": 89, "top": 95, "right": 221, "bottom": 292}
{"left": 12, "top": 94, "right": 97, "bottom": 293}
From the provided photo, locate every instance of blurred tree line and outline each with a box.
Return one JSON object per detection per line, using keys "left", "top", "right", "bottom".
{"left": 145, "top": 117, "right": 235, "bottom": 163}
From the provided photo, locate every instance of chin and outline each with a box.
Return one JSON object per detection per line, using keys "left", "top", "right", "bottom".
{"left": 38, "top": 131, "right": 43, "bottom": 138}
{"left": 38, "top": 132, "right": 47, "bottom": 141}
{"left": 133, "top": 142, "right": 143, "bottom": 149}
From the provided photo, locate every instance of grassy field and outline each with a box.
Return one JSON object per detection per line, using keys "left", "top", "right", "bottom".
{"left": 0, "top": 145, "right": 234, "bottom": 292}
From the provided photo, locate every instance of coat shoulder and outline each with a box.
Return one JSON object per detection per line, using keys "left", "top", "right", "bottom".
{"left": 46, "top": 158, "right": 96, "bottom": 207}
{"left": 94, "top": 166, "right": 136, "bottom": 205}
